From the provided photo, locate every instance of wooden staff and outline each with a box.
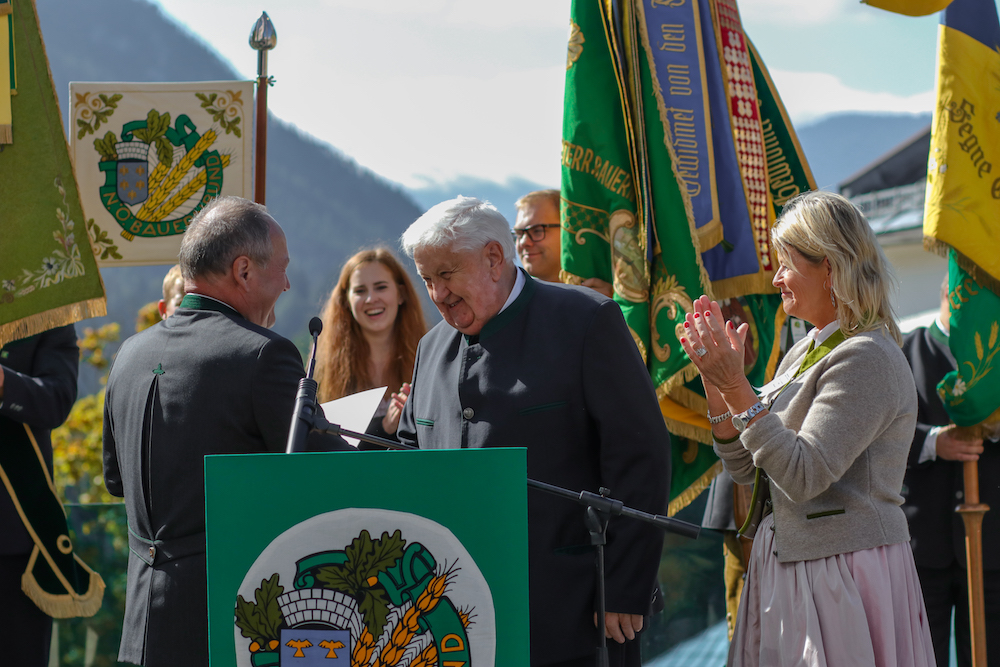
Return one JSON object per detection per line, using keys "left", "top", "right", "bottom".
{"left": 249, "top": 12, "right": 276, "bottom": 205}
{"left": 958, "top": 457, "right": 989, "bottom": 666}
{"left": 955, "top": 419, "right": 991, "bottom": 667}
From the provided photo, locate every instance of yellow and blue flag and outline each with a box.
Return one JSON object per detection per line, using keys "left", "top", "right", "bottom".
{"left": 863, "top": 0, "right": 954, "bottom": 16}
{"left": 923, "top": 0, "right": 1000, "bottom": 426}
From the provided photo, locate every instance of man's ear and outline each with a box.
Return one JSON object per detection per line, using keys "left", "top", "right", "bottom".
{"left": 157, "top": 300, "right": 167, "bottom": 319}
{"left": 233, "top": 255, "right": 253, "bottom": 290}
{"left": 485, "top": 241, "right": 505, "bottom": 279}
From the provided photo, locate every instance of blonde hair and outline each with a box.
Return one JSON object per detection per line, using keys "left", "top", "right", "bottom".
{"left": 514, "top": 189, "right": 560, "bottom": 214}
{"left": 161, "top": 264, "right": 184, "bottom": 303}
{"left": 772, "top": 190, "right": 901, "bottom": 345}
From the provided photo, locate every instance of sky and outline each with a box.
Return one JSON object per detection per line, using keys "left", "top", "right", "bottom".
{"left": 149, "top": 0, "right": 968, "bottom": 191}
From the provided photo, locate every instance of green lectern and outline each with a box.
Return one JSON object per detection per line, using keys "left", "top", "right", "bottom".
{"left": 205, "top": 448, "right": 528, "bottom": 667}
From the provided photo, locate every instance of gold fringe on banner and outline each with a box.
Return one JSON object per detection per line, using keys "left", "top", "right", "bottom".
{"left": 655, "top": 362, "right": 702, "bottom": 400}
{"left": 21, "top": 548, "right": 105, "bottom": 619}
{"left": 0, "top": 297, "right": 107, "bottom": 347}
{"left": 765, "top": 305, "right": 789, "bottom": 382}
{"left": 0, "top": 10, "right": 12, "bottom": 144}
{"left": 659, "top": 394, "right": 713, "bottom": 443}
{"left": 924, "top": 236, "right": 1000, "bottom": 298}
{"left": 668, "top": 385, "right": 709, "bottom": 416}
{"left": 709, "top": 273, "right": 779, "bottom": 303}
{"left": 668, "top": 460, "right": 723, "bottom": 516}
{"left": 0, "top": 425, "right": 106, "bottom": 619}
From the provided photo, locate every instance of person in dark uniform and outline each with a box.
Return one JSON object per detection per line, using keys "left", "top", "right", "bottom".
{"left": 902, "top": 277, "right": 1000, "bottom": 667}
{"left": 0, "top": 324, "right": 79, "bottom": 667}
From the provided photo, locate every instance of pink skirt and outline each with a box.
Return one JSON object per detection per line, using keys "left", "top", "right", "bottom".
{"left": 729, "top": 513, "right": 936, "bottom": 667}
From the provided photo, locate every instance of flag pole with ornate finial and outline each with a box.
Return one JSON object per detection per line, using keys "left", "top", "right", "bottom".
{"left": 249, "top": 12, "right": 276, "bottom": 205}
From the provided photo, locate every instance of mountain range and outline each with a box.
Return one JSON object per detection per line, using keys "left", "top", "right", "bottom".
{"left": 35, "top": 0, "right": 933, "bottom": 392}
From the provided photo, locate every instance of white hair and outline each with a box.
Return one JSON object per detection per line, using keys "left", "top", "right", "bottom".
{"left": 400, "top": 196, "right": 516, "bottom": 264}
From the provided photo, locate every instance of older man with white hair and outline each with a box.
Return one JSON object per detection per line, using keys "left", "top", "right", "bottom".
{"left": 398, "top": 196, "right": 670, "bottom": 666}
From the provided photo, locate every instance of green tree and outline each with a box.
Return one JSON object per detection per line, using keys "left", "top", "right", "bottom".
{"left": 52, "top": 323, "right": 119, "bottom": 503}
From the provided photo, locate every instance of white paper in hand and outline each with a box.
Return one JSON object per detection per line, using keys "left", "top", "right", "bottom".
{"left": 319, "top": 387, "right": 387, "bottom": 448}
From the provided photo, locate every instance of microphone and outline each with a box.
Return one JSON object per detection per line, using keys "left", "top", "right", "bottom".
{"left": 285, "top": 317, "right": 323, "bottom": 454}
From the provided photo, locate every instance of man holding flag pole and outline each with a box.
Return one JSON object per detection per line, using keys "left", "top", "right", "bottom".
{"left": 920, "top": 0, "right": 1000, "bottom": 663}
{"left": 867, "top": 0, "right": 1000, "bottom": 663}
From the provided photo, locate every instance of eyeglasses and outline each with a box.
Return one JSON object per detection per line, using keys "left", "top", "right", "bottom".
{"left": 511, "top": 224, "right": 560, "bottom": 242}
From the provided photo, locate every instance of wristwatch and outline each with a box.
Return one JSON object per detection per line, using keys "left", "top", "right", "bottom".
{"left": 707, "top": 410, "right": 732, "bottom": 425}
{"left": 731, "top": 402, "right": 766, "bottom": 432}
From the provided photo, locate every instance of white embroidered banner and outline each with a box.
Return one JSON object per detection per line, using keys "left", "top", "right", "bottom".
{"left": 69, "top": 81, "right": 254, "bottom": 266}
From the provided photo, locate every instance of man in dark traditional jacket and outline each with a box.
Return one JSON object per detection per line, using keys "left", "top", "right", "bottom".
{"left": 902, "top": 278, "right": 1000, "bottom": 667}
{"left": 398, "top": 196, "right": 670, "bottom": 667}
{"left": 103, "top": 196, "right": 346, "bottom": 666}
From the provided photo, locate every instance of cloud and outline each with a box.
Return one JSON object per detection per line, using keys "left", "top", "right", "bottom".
{"left": 316, "top": 0, "right": 570, "bottom": 27}
{"left": 738, "top": 0, "right": 858, "bottom": 25}
{"left": 769, "top": 69, "right": 934, "bottom": 124}
{"left": 270, "top": 64, "right": 567, "bottom": 189}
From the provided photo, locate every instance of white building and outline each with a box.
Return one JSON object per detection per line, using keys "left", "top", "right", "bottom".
{"left": 839, "top": 127, "right": 946, "bottom": 331}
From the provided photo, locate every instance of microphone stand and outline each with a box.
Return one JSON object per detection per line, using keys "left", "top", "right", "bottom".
{"left": 285, "top": 317, "right": 323, "bottom": 454}
{"left": 527, "top": 480, "right": 699, "bottom": 666}
{"left": 285, "top": 347, "right": 701, "bottom": 667}
{"left": 312, "top": 420, "right": 700, "bottom": 666}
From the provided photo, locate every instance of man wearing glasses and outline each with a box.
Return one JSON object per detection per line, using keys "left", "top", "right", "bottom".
{"left": 513, "top": 189, "right": 613, "bottom": 297}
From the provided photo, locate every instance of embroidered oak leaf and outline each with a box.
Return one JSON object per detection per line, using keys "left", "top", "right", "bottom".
{"left": 234, "top": 573, "right": 285, "bottom": 645}
{"left": 93, "top": 132, "right": 119, "bottom": 162}
{"left": 315, "top": 530, "right": 407, "bottom": 637}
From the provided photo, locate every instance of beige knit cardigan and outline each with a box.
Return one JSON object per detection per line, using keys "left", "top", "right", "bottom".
{"left": 715, "top": 328, "right": 918, "bottom": 563}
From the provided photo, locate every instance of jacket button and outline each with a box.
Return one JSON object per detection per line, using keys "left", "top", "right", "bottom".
{"left": 956, "top": 491, "right": 964, "bottom": 500}
{"left": 463, "top": 407, "right": 474, "bottom": 420}
{"left": 773, "top": 550, "right": 778, "bottom": 557}
{"left": 149, "top": 546, "right": 156, "bottom": 559}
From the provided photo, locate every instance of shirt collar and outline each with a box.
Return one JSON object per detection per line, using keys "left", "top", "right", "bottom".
{"left": 932, "top": 315, "right": 950, "bottom": 339}
{"left": 498, "top": 267, "right": 525, "bottom": 314}
{"left": 807, "top": 320, "right": 841, "bottom": 346}
{"left": 467, "top": 269, "right": 535, "bottom": 344}
{"left": 179, "top": 293, "right": 243, "bottom": 319}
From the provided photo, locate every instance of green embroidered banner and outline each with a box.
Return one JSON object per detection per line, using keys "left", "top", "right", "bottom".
{"left": 938, "top": 252, "right": 1000, "bottom": 426}
{"left": 561, "top": 0, "right": 814, "bottom": 513}
{"left": 0, "top": 0, "right": 106, "bottom": 346}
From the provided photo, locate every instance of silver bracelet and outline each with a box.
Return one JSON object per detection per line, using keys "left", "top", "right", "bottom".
{"left": 707, "top": 410, "right": 732, "bottom": 425}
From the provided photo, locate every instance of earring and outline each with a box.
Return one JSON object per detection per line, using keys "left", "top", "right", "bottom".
{"left": 830, "top": 288, "right": 836, "bottom": 307}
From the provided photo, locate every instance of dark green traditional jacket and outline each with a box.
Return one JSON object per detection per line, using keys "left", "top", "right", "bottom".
{"left": 103, "top": 296, "right": 318, "bottom": 666}
{"left": 398, "top": 271, "right": 671, "bottom": 665}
